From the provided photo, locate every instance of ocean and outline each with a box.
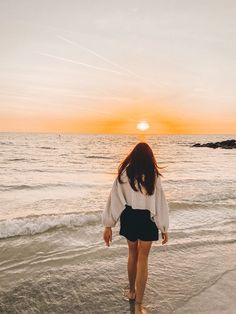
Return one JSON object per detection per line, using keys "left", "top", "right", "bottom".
{"left": 0, "top": 133, "right": 235, "bottom": 314}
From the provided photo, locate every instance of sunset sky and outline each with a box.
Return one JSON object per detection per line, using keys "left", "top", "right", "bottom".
{"left": 0, "top": 0, "right": 235, "bottom": 134}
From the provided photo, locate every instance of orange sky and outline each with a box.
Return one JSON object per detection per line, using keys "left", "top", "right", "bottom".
{"left": 1, "top": 102, "right": 235, "bottom": 134}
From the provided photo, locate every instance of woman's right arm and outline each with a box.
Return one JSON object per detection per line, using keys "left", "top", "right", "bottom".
{"left": 101, "top": 176, "right": 127, "bottom": 246}
{"left": 101, "top": 176, "right": 126, "bottom": 227}
{"left": 101, "top": 186, "right": 116, "bottom": 247}
{"left": 101, "top": 187, "right": 117, "bottom": 228}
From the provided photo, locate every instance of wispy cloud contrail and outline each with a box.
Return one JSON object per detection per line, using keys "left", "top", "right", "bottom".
{"left": 38, "top": 52, "right": 130, "bottom": 76}
{"left": 56, "top": 34, "right": 143, "bottom": 79}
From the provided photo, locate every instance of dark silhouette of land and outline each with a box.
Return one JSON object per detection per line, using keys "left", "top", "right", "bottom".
{"left": 192, "top": 139, "right": 236, "bottom": 149}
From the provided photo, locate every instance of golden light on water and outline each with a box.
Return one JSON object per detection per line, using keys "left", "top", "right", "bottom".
{"left": 137, "top": 121, "right": 150, "bottom": 131}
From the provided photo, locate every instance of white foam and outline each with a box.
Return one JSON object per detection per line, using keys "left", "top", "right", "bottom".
{"left": 0, "top": 212, "right": 101, "bottom": 239}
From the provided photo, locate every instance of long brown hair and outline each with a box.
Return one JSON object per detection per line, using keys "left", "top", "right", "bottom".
{"left": 117, "top": 142, "right": 162, "bottom": 195}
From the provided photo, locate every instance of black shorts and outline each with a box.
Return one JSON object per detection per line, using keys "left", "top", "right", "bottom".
{"left": 119, "top": 205, "right": 159, "bottom": 242}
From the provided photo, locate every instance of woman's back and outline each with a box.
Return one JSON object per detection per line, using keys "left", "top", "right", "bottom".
{"left": 118, "top": 169, "right": 158, "bottom": 212}
{"left": 102, "top": 168, "right": 169, "bottom": 234}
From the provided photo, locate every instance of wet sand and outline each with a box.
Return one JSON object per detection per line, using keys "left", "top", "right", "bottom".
{"left": 174, "top": 269, "right": 236, "bottom": 314}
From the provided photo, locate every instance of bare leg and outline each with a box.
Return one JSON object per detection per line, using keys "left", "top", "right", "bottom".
{"left": 135, "top": 240, "right": 152, "bottom": 313}
{"left": 127, "top": 239, "right": 138, "bottom": 297}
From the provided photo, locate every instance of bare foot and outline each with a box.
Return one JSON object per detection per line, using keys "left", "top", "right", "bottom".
{"left": 135, "top": 302, "right": 148, "bottom": 314}
{"left": 125, "top": 290, "right": 136, "bottom": 300}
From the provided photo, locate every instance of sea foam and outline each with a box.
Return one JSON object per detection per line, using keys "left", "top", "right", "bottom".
{"left": 0, "top": 212, "right": 101, "bottom": 239}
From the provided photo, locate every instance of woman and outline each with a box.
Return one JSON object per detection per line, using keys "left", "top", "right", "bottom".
{"left": 101, "top": 142, "right": 169, "bottom": 314}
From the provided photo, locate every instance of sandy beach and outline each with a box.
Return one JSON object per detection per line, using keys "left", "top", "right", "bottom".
{"left": 174, "top": 270, "right": 236, "bottom": 314}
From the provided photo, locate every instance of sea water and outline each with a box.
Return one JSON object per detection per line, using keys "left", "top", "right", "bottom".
{"left": 0, "top": 133, "right": 235, "bottom": 313}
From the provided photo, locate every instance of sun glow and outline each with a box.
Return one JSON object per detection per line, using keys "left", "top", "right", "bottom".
{"left": 137, "top": 121, "right": 150, "bottom": 131}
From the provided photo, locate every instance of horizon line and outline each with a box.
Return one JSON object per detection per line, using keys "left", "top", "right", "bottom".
{"left": 0, "top": 131, "right": 235, "bottom": 136}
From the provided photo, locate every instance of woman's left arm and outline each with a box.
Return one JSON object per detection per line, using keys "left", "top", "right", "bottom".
{"left": 153, "top": 176, "right": 170, "bottom": 241}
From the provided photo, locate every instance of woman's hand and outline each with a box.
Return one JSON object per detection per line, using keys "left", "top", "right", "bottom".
{"left": 161, "top": 232, "right": 168, "bottom": 245}
{"left": 103, "top": 227, "right": 112, "bottom": 247}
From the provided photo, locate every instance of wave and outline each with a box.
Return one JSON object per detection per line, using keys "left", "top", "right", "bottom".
{"left": 7, "top": 158, "right": 27, "bottom": 162}
{"left": 86, "top": 155, "right": 112, "bottom": 159}
{"left": 172, "top": 219, "right": 236, "bottom": 233}
{"left": 169, "top": 201, "right": 209, "bottom": 210}
{"left": 1, "top": 208, "right": 235, "bottom": 240}
{"left": 0, "top": 183, "right": 81, "bottom": 192}
{"left": 0, "top": 211, "right": 101, "bottom": 239}
{"left": 155, "top": 238, "right": 236, "bottom": 253}
{"left": 23, "top": 169, "right": 45, "bottom": 172}
{"left": 169, "top": 200, "right": 236, "bottom": 210}
{"left": 0, "top": 182, "right": 99, "bottom": 192}
{"left": 170, "top": 220, "right": 236, "bottom": 238}
{"left": 39, "top": 146, "right": 56, "bottom": 150}
{"left": 166, "top": 178, "right": 235, "bottom": 184}
{"left": 0, "top": 141, "right": 13, "bottom": 145}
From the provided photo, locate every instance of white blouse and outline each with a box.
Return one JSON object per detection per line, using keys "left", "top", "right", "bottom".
{"left": 101, "top": 170, "right": 169, "bottom": 233}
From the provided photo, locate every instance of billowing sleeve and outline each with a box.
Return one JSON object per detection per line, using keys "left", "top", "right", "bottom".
{"left": 101, "top": 177, "right": 126, "bottom": 228}
{"left": 152, "top": 176, "right": 169, "bottom": 233}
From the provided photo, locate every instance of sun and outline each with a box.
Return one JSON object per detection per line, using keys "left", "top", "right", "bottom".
{"left": 137, "top": 121, "right": 150, "bottom": 131}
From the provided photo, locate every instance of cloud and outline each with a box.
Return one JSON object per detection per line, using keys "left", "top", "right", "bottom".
{"left": 38, "top": 52, "right": 129, "bottom": 76}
